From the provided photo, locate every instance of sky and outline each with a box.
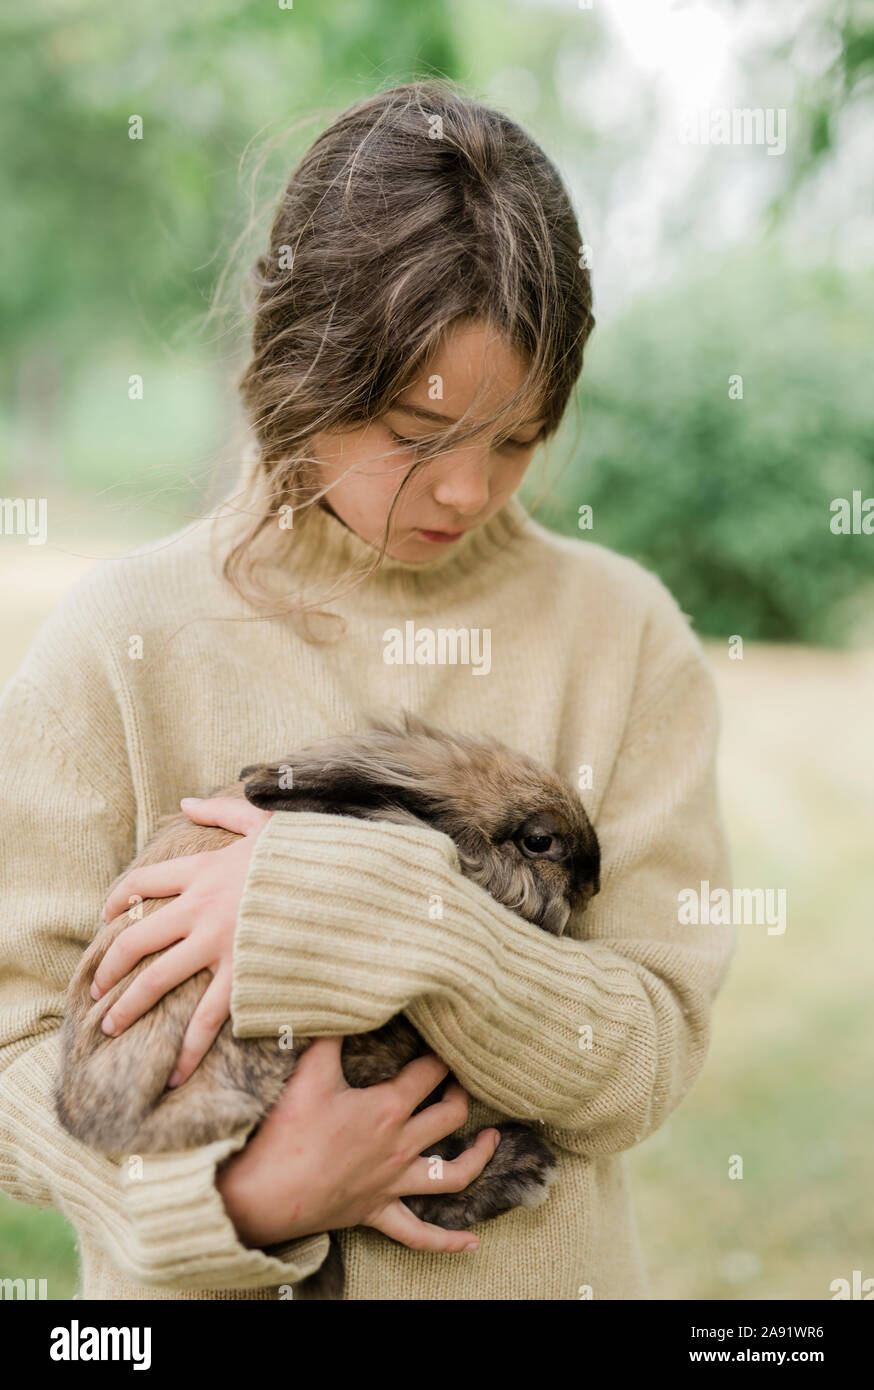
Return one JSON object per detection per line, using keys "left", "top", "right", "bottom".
{"left": 503, "top": 0, "right": 870, "bottom": 317}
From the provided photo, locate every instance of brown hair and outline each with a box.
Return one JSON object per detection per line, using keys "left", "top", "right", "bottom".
{"left": 219, "top": 78, "right": 594, "bottom": 627}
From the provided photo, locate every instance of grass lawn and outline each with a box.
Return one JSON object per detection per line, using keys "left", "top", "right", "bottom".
{"left": 628, "top": 641, "right": 874, "bottom": 1300}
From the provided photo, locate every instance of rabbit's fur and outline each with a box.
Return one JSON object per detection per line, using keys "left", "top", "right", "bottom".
{"left": 56, "top": 710, "right": 600, "bottom": 1298}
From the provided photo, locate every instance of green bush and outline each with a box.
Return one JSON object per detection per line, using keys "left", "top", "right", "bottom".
{"left": 538, "top": 252, "right": 874, "bottom": 644}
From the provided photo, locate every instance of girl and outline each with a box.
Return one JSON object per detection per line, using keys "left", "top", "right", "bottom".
{"left": 0, "top": 80, "right": 734, "bottom": 1300}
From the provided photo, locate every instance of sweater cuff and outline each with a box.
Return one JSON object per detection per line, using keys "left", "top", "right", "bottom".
{"left": 232, "top": 811, "right": 465, "bottom": 1040}
{"left": 120, "top": 1123, "right": 331, "bottom": 1290}
{"left": 1, "top": 1033, "right": 330, "bottom": 1293}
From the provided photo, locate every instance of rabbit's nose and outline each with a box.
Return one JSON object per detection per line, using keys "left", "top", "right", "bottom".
{"left": 571, "top": 844, "right": 600, "bottom": 888}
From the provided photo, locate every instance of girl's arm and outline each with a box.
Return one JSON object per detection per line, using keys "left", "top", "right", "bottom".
{"left": 228, "top": 581, "right": 736, "bottom": 1159}
{"left": 0, "top": 632, "right": 331, "bottom": 1291}
{"left": 92, "top": 572, "right": 734, "bottom": 1161}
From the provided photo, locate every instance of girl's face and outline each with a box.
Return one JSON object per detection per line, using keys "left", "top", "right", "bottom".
{"left": 311, "top": 320, "right": 545, "bottom": 562}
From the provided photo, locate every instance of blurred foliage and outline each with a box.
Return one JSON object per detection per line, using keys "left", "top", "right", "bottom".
{"left": 0, "top": 1194, "right": 77, "bottom": 1300}
{"left": 772, "top": 0, "right": 874, "bottom": 192}
{"left": 538, "top": 251, "right": 874, "bottom": 646}
{"left": 1, "top": 0, "right": 871, "bottom": 648}
{"left": 0, "top": 0, "right": 460, "bottom": 352}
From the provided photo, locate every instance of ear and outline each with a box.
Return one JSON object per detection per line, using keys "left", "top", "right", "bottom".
{"left": 239, "top": 713, "right": 436, "bottom": 819}
{"left": 240, "top": 759, "right": 429, "bottom": 817}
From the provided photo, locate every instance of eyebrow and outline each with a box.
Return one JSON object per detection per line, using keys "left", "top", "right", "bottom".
{"left": 390, "top": 401, "right": 546, "bottom": 429}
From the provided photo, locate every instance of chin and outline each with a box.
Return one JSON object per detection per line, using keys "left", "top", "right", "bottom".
{"left": 390, "top": 542, "right": 434, "bottom": 563}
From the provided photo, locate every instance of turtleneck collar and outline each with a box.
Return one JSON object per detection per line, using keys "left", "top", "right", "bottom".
{"left": 219, "top": 452, "right": 533, "bottom": 613}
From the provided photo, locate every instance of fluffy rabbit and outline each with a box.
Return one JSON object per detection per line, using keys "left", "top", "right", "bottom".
{"left": 56, "top": 710, "right": 600, "bottom": 1297}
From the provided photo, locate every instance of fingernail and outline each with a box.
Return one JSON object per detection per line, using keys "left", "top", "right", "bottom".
{"left": 491, "top": 1131, "right": 501, "bottom": 1149}
{"left": 90, "top": 982, "right": 102, "bottom": 1000}
{"left": 167, "top": 1070, "right": 182, "bottom": 1088}
{"left": 180, "top": 797, "right": 199, "bottom": 806}
{"left": 463, "top": 1241, "right": 478, "bottom": 1252}
{"left": 99, "top": 907, "right": 106, "bottom": 922}
{"left": 101, "top": 1013, "right": 116, "bottom": 1036}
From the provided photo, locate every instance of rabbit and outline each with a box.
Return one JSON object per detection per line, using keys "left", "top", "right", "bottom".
{"left": 55, "top": 709, "right": 601, "bottom": 1298}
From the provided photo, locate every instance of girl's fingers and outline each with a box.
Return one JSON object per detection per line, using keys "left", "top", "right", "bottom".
{"left": 395, "top": 1129, "right": 501, "bottom": 1197}
{"left": 373, "top": 1198, "right": 479, "bottom": 1253}
{"left": 272, "top": 1037, "right": 345, "bottom": 1115}
{"left": 166, "top": 970, "right": 232, "bottom": 1088}
{"left": 91, "top": 902, "right": 189, "bottom": 998}
{"left": 101, "top": 857, "right": 202, "bottom": 924}
{"left": 404, "top": 1079, "right": 470, "bottom": 1152}
{"left": 289, "top": 1035, "right": 344, "bottom": 1088}
{"left": 99, "top": 938, "right": 210, "bottom": 1038}
{"left": 385, "top": 1050, "right": 451, "bottom": 1112}
{"left": 180, "top": 796, "right": 272, "bottom": 837}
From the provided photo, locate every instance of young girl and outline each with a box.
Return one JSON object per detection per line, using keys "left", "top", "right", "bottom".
{"left": 0, "top": 80, "right": 734, "bottom": 1300}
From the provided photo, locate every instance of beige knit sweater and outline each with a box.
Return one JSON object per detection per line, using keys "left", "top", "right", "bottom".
{"left": 0, "top": 473, "right": 734, "bottom": 1300}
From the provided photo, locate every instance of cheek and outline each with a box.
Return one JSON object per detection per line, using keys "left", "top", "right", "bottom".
{"left": 328, "top": 425, "right": 403, "bottom": 475}
{"left": 339, "top": 448, "right": 410, "bottom": 509}
{"left": 509, "top": 455, "right": 534, "bottom": 486}
{"left": 488, "top": 452, "right": 535, "bottom": 501}
{"left": 314, "top": 428, "right": 416, "bottom": 530}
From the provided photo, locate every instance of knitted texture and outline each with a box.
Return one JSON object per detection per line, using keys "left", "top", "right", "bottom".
{"left": 0, "top": 476, "right": 734, "bottom": 1299}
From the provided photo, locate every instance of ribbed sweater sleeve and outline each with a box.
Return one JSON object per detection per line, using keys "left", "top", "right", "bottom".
{"left": 0, "top": 641, "right": 330, "bottom": 1290}
{"left": 232, "top": 587, "right": 736, "bottom": 1158}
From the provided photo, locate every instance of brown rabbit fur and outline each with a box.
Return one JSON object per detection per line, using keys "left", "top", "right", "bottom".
{"left": 56, "top": 710, "right": 600, "bottom": 1298}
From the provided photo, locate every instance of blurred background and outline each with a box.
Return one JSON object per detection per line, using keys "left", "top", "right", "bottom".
{"left": 1, "top": 0, "right": 872, "bottom": 1298}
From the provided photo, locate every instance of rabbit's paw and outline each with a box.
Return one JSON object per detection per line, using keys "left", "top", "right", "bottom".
{"left": 403, "top": 1121, "right": 557, "bottom": 1229}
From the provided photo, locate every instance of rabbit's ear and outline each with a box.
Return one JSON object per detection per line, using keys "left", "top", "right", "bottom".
{"left": 238, "top": 760, "right": 313, "bottom": 812}
{"left": 239, "top": 741, "right": 434, "bottom": 820}
{"left": 240, "top": 709, "right": 448, "bottom": 817}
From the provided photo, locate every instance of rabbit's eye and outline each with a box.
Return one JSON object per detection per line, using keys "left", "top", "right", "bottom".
{"left": 518, "top": 831, "right": 567, "bottom": 860}
{"left": 524, "top": 834, "right": 553, "bottom": 853}
{"left": 514, "top": 814, "right": 572, "bottom": 862}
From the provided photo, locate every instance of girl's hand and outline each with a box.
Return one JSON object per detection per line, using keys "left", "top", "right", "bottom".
{"left": 216, "top": 1037, "right": 502, "bottom": 1254}
{"left": 91, "top": 796, "right": 271, "bottom": 1088}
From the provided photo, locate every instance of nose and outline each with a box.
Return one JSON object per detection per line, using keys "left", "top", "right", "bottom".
{"left": 430, "top": 448, "right": 491, "bottom": 518}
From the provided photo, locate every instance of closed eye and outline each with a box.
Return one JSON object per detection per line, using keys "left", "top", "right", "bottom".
{"left": 386, "top": 428, "right": 426, "bottom": 451}
{"left": 385, "top": 426, "right": 543, "bottom": 454}
{"left": 495, "top": 431, "right": 544, "bottom": 452}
